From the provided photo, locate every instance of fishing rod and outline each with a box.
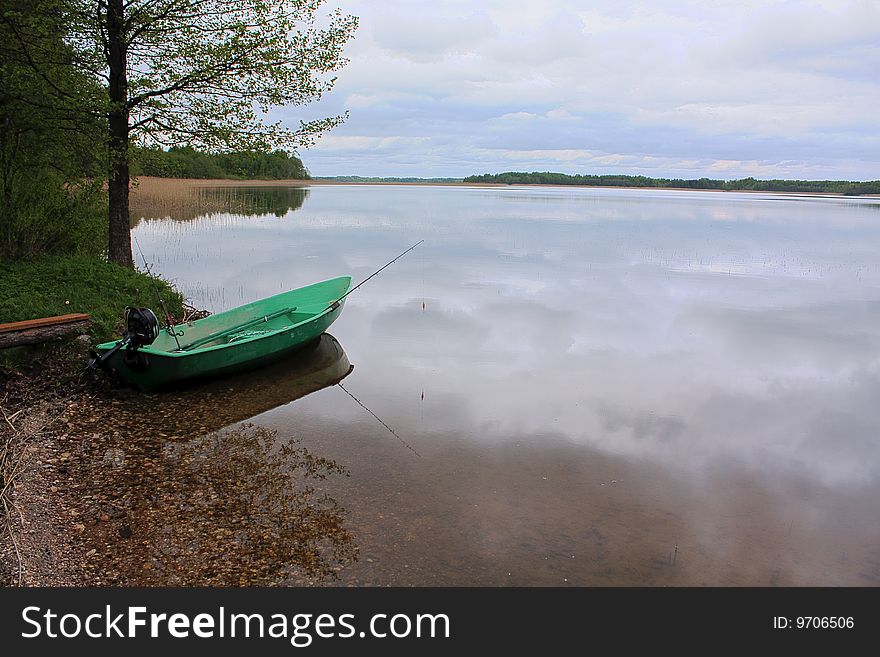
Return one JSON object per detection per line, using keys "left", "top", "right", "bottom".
{"left": 133, "top": 234, "right": 182, "bottom": 351}
{"left": 330, "top": 240, "right": 424, "bottom": 309}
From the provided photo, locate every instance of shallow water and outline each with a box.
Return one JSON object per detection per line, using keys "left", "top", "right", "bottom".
{"left": 131, "top": 184, "right": 880, "bottom": 585}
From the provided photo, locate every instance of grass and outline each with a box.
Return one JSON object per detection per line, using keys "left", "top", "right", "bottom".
{"left": 0, "top": 256, "right": 184, "bottom": 344}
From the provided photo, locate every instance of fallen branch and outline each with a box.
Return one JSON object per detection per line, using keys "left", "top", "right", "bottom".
{"left": 2, "top": 409, "right": 17, "bottom": 433}
{"left": 0, "top": 396, "right": 77, "bottom": 586}
{"left": 1, "top": 494, "right": 23, "bottom": 586}
{"left": 1, "top": 412, "right": 24, "bottom": 585}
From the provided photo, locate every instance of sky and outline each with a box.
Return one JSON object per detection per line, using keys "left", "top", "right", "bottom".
{"left": 281, "top": 0, "right": 880, "bottom": 180}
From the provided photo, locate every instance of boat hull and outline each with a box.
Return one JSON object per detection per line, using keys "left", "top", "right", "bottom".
{"left": 95, "top": 276, "right": 350, "bottom": 391}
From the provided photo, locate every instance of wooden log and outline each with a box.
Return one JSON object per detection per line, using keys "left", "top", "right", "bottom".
{"left": 0, "top": 313, "right": 92, "bottom": 349}
{"left": 0, "top": 313, "right": 91, "bottom": 333}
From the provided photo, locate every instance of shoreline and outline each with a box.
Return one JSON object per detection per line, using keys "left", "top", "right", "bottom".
{"left": 132, "top": 176, "right": 880, "bottom": 198}
{"left": 1, "top": 343, "right": 354, "bottom": 586}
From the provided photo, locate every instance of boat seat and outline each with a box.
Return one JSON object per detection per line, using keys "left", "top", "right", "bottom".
{"left": 227, "top": 328, "right": 276, "bottom": 343}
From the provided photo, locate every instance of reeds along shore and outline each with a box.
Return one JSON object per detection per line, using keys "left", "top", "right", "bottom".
{"left": 130, "top": 177, "right": 311, "bottom": 223}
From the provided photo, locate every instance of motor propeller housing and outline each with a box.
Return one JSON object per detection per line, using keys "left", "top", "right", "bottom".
{"left": 85, "top": 306, "right": 160, "bottom": 372}
{"left": 124, "top": 306, "right": 160, "bottom": 348}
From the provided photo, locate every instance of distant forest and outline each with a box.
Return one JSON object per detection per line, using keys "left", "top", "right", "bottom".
{"left": 464, "top": 172, "right": 880, "bottom": 195}
{"left": 134, "top": 146, "right": 310, "bottom": 180}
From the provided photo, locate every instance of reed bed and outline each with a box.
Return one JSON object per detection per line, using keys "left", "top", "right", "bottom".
{"left": 130, "top": 177, "right": 310, "bottom": 222}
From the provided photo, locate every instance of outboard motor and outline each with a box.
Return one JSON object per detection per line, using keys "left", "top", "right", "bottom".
{"left": 123, "top": 307, "right": 160, "bottom": 348}
{"left": 85, "top": 306, "right": 160, "bottom": 372}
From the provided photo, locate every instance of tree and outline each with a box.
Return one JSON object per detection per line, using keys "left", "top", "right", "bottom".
{"left": 0, "top": 1, "right": 106, "bottom": 259}
{"left": 10, "top": 0, "right": 358, "bottom": 267}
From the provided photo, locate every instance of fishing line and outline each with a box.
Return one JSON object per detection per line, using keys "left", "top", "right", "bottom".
{"left": 336, "top": 382, "right": 421, "bottom": 457}
{"left": 328, "top": 241, "right": 426, "bottom": 456}
{"left": 420, "top": 243, "right": 426, "bottom": 427}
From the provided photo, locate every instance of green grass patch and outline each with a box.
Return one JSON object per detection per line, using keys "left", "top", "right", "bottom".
{"left": 0, "top": 256, "right": 184, "bottom": 343}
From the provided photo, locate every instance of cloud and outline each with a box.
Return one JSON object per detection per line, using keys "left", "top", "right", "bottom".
{"left": 279, "top": 1, "right": 880, "bottom": 178}
{"left": 372, "top": 7, "right": 495, "bottom": 61}
{"left": 315, "top": 135, "right": 431, "bottom": 152}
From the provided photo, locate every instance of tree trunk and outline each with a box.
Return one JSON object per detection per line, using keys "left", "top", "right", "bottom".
{"left": 106, "top": 0, "right": 133, "bottom": 268}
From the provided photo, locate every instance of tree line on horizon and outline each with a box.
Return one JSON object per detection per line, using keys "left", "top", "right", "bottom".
{"left": 134, "top": 146, "right": 311, "bottom": 181}
{"left": 463, "top": 172, "right": 880, "bottom": 195}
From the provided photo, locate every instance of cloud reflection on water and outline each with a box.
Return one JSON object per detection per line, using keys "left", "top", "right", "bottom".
{"left": 133, "top": 184, "right": 880, "bottom": 489}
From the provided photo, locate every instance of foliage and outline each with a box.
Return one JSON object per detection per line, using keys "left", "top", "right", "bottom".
{"left": 62, "top": 0, "right": 358, "bottom": 153}
{"left": 0, "top": 0, "right": 106, "bottom": 260}
{"left": 133, "top": 146, "right": 310, "bottom": 180}
{"left": 4, "top": 1, "right": 357, "bottom": 266}
{"left": 0, "top": 256, "right": 184, "bottom": 341}
{"left": 464, "top": 172, "right": 880, "bottom": 195}
{"left": 0, "top": 175, "right": 107, "bottom": 260}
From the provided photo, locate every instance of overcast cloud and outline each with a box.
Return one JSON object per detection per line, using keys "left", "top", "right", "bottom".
{"left": 280, "top": 0, "right": 880, "bottom": 180}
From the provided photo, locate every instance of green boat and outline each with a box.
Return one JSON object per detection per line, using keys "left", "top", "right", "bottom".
{"left": 93, "top": 276, "right": 351, "bottom": 391}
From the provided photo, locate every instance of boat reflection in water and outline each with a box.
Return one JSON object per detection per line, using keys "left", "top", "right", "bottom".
{"left": 69, "top": 333, "right": 357, "bottom": 585}
{"left": 157, "top": 330, "right": 354, "bottom": 431}
{"left": 193, "top": 331, "right": 354, "bottom": 428}
{"left": 87, "top": 332, "right": 353, "bottom": 438}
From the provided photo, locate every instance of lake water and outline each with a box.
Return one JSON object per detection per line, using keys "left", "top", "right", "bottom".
{"left": 131, "top": 183, "right": 880, "bottom": 585}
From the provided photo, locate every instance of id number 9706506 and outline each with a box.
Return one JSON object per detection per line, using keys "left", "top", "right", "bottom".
{"left": 773, "top": 617, "right": 854, "bottom": 629}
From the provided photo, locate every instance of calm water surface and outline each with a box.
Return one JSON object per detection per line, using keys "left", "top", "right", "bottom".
{"left": 132, "top": 184, "right": 880, "bottom": 585}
